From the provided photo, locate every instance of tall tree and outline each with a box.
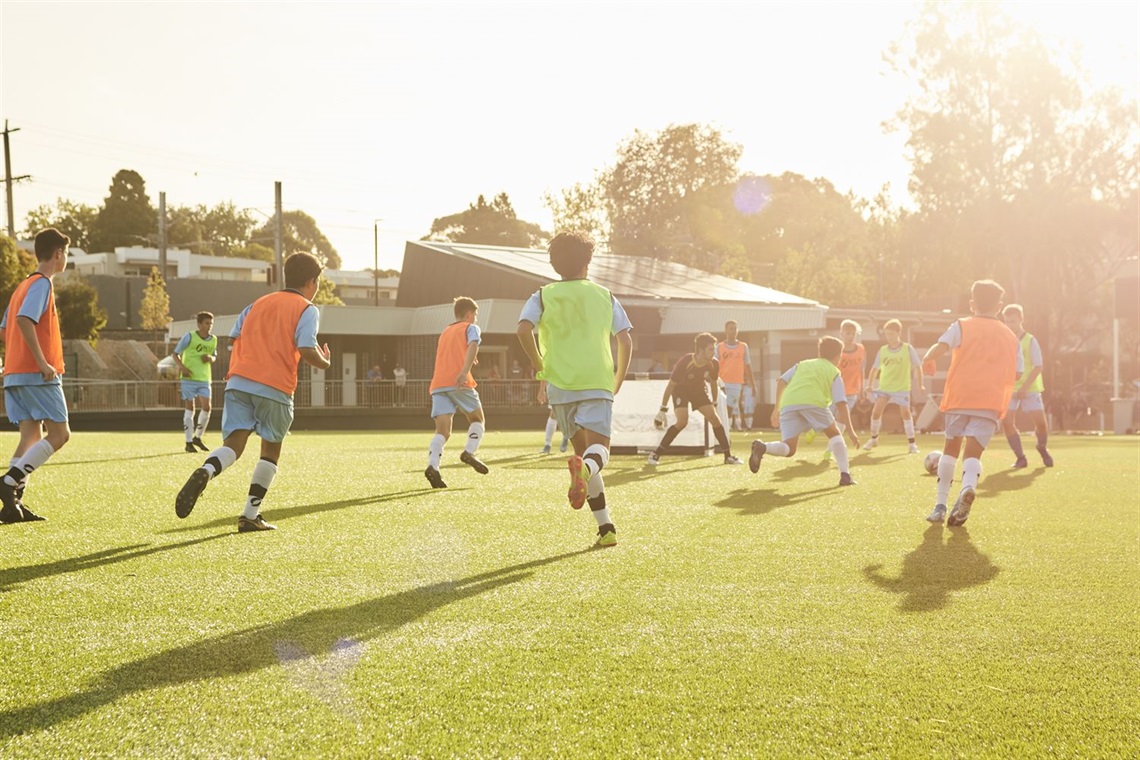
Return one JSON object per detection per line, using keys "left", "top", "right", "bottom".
{"left": 427, "top": 193, "right": 548, "bottom": 248}
{"left": 0, "top": 235, "right": 37, "bottom": 314}
{"left": 138, "top": 267, "right": 172, "bottom": 330}
{"left": 54, "top": 279, "right": 107, "bottom": 344}
{"left": 24, "top": 200, "right": 97, "bottom": 250}
{"left": 250, "top": 210, "right": 342, "bottom": 269}
{"left": 89, "top": 170, "right": 155, "bottom": 253}
{"left": 312, "top": 277, "right": 344, "bottom": 306}
{"left": 166, "top": 202, "right": 257, "bottom": 258}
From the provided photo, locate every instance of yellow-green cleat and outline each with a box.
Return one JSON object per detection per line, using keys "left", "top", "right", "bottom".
{"left": 594, "top": 523, "right": 617, "bottom": 548}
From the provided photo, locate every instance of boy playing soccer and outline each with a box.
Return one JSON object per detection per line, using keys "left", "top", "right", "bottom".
{"left": 0, "top": 229, "right": 72, "bottom": 523}
{"left": 1001, "top": 304, "right": 1054, "bottom": 468}
{"left": 174, "top": 252, "right": 332, "bottom": 532}
{"left": 539, "top": 383, "right": 570, "bottom": 454}
{"left": 748, "top": 336, "right": 860, "bottom": 486}
{"left": 864, "top": 319, "right": 924, "bottom": 454}
{"left": 648, "top": 333, "right": 743, "bottom": 466}
{"left": 920, "top": 280, "right": 1020, "bottom": 526}
{"left": 173, "top": 311, "right": 217, "bottom": 453}
{"left": 717, "top": 321, "right": 757, "bottom": 432}
{"left": 821, "top": 319, "right": 867, "bottom": 462}
{"left": 517, "top": 231, "right": 632, "bottom": 547}
{"left": 424, "top": 296, "right": 489, "bottom": 488}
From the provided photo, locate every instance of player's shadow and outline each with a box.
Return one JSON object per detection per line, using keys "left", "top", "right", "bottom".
{"left": 602, "top": 461, "right": 721, "bottom": 488}
{"left": 0, "top": 548, "right": 592, "bottom": 739}
{"left": 714, "top": 486, "right": 836, "bottom": 517}
{"left": 0, "top": 534, "right": 230, "bottom": 593}
{"left": 769, "top": 460, "right": 831, "bottom": 482}
{"left": 46, "top": 452, "right": 188, "bottom": 467}
{"left": 160, "top": 488, "right": 450, "bottom": 535}
{"left": 978, "top": 467, "right": 1044, "bottom": 497}
{"left": 852, "top": 452, "right": 908, "bottom": 466}
{"left": 863, "top": 525, "right": 1000, "bottom": 612}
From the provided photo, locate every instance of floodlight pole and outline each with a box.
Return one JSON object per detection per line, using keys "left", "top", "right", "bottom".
{"left": 373, "top": 220, "right": 379, "bottom": 306}
{"left": 274, "top": 181, "right": 283, "bottom": 289}
{"left": 158, "top": 191, "right": 167, "bottom": 279}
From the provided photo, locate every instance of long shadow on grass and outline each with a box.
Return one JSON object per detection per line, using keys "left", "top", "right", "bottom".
{"left": 713, "top": 486, "right": 837, "bottom": 517}
{"left": 0, "top": 534, "right": 230, "bottom": 593}
{"left": 769, "top": 459, "right": 831, "bottom": 482}
{"left": 160, "top": 488, "right": 451, "bottom": 535}
{"left": 600, "top": 461, "right": 721, "bottom": 488}
{"left": 863, "top": 525, "right": 1000, "bottom": 612}
{"left": 47, "top": 452, "right": 189, "bottom": 467}
{"left": 0, "top": 548, "right": 592, "bottom": 738}
{"left": 978, "top": 467, "right": 1044, "bottom": 497}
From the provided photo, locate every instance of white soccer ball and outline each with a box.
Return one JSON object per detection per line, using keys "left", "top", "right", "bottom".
{"left": 924, "top": 451, "right": 942, "bottom": 475}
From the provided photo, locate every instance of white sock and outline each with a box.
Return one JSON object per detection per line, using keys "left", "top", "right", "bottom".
{"left": 582, "top": 443, "right": 610, "bottom": 479}
{"left": 243, "top": 459, "right": 278, "bottom": 520}
{"left": 428, "top": 434, "right": 446, "bottom": 470}
{"left": 6, "top": 440, "right": 56, "bottom": 487}
{"left": 936, "top": 454, "right": 956, "bottom": 504}
{"left": 544, "top": 418, "right": 557, "bottom": 446}
{"left": 870, "top": 418, "right": 881, "bottom": 438}
{"left": 464, "top": 422, "right": 484, "bottom": 455}
{"left": 184, "top": 410, "right": 194, "bottom": 442}
{"left": 7, "top": 457, "right": 20, "bottom": 485}
{"left": 827, "top": 435, "right": 849, "bottom": 473}
{"left": 903, "top": 419, "right": 915, "bottom": 441}
{"left": 961, "top": 457, "right": 982, "bottom": 491}
{"left": 202, "top": 446, "right": 237, "bottom": 478}
{"left": 195, "top": 410, "right": 211, "bottom": 438}
{"left": 765, "top": 441, "right": 791, "bottom": 457}
{"left": 588, "top": 473, "right": 612, "bottom": 526}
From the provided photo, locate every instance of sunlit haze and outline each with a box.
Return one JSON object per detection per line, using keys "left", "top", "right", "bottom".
{"left": 2, "top": 1, "right": 1136, "bottom": 271}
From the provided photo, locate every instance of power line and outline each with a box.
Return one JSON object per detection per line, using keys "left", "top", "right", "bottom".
{"left": 3, "top": 120, "right": 33, "bottom": 237}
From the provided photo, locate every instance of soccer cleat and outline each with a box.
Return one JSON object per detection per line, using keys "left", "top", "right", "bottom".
{"left": 13, "top": 497, "right": 46, "bottom": 522}
{"left": 559, "top": 438, "right": 569, "bottom": 453}
{"left": 804, "top": 429, "right": 817, "bottom": 444}
{"left": 567, "top": 456, "right": 589, "bottom": 510}
{"left": 424, "top": 466, "right": 447, "bottom": 489}
{"left": 862, "top": 438, "right": 878, "bottom": 451}
{"left": 541, "top": 445, "right": 552, "bottom": 455}
{"left": 237, "top": 514, "right": 276, "bottom": 532}
{"left": 1011, "top": 458, "right": 1028, "bottom": 469}
{"left": 175, "top": 467, "right": 211, "bottom": 519}
{"left": 908, "top": 443, "right": 920, "bottom": 455}
{"left": 926, "top": 504, "right": 947, "bottom": 524}
{"left": 646, "top": 452, "right": 660, "bottom": 467}
{"left": 185, "top": 443, "right": 197, "bottom": 453}
{"left": 192, "top": 437, "right": 209, "bottom": 452}
{"left": 1038, "top": 445, "right": 1054, "bottom": 468}
{"left": 723, "top": 454, "right": 743, "bottom": 465}
{"left": 0, "top": 479, "right": 18, "bottom": 521}
{"left": 821, "top": 448, "right": 833, "bottom": 463}
{"left": 748, "top": 440, "right": 767, "bottom": 473}
{"left": 838, "top": 472, "right": 856, "bottom": 486}
{"left": 948, "top": 487, "right": 976, "bottom": 527}
{"left": 595, "top": 523, "right": 618, "bottom": 548}
{"left": 460, "top": 451, "right": 489, "bottom": 474}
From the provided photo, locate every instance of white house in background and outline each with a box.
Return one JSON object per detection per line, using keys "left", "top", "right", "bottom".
{"left": 323, "top": 269, "right": 400, "bottom": 305}
{"left": 65, "top": 247, "right": 270, "bottom": 282}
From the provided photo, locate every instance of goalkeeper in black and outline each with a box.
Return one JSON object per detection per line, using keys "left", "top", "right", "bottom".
{"left": 648, "top": 332, "right": 742, "bottom": 466}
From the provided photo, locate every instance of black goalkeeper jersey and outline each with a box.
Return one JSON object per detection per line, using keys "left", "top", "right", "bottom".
{"left": 670, "top": 353, "right": 719, "bottom": 402}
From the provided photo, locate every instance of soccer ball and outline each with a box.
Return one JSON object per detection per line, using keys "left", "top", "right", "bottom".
{"left": 924, "top": 451, "right": 942, "bottom": 475}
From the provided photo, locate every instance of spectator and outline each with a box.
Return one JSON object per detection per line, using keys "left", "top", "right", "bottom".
{"left": 393, "top": 362, "right": 407, "bottom": 406}
{"left": 367, "top": 365, "right": 384, "bottom": 383}
{"left": 488, "top": 365, "right": 501, "bottom": 380}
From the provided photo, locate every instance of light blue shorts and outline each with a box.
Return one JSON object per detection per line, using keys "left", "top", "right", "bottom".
{"left": 180, "top": 380, "right": 212, "bottom": 402}
{"left": 779, "top": 406, "right": 835, "bottom": 440}
{"left": 1008, "top": 392, "right": 1045, "bottom": 413}
{"left": 944, "top": 413, "right": 999, "bottom": 447}
{"left": 430, "top": 388, "right": 482, "bottom": 418}
{"left": 552, "top": 399, "right": 612, "bottom": 439}
{"left": 221, "top": 388, "right": 294, "bottom": 443}
{"left": 724, "top": 384, "right": 755, "bottom": 414}
{"left": 4, "top": 384, "right": 69, "bottom": 424}
{"left": 874, "top": 390, "right": 911, "bottom": 407}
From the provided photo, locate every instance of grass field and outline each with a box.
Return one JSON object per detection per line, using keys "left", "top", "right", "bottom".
{"left": 1, "top": 430, "right": 1137, "bottom": 757}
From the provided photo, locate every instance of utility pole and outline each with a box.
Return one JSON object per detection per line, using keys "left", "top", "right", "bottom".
{"left": 158, "top": 191, "right": 167, "bottom": 280}
{"left": 373, "top": 219, "right": 380, "bottom": 306}
{"left": 274, "top": 181, "right": 283, "bottom": 289}
{"left": 2, "top": 120, "right": 32, "bottom": 238}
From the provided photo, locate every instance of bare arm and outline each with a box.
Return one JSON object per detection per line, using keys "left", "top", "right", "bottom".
{"left": 17, "top": 316, "right": 57, "bottom": 382}
{"left": 172, "top": 352, "right": 191, "bottom": 377}
{"left": 613, "top": 329, "right": 632, "bottom": 396}
{"left": 836, "top": 401, "right": 860, "bottom": 448}
{"left": 770, "top": 379, "right": 788, "bottom": 428}
{"left": 1017, "top": 366, "right": 1043, "bottom": 397}
{"left": 456, "top": 340, "right": 479, "bottom": 388}
{"left": 299, "top": 343, "right": 331, "bottom": 370}
{"left": 866, "top": 367, "right": 880, "bottom": 391}
{"left": 658, "top": 380, "right": 676, "bottom": 409}
{"left": 921, "top": 342, "right": 949, "bottom": 374}
{"left": 516, "top": 321, "right": 543, "bottom": 376}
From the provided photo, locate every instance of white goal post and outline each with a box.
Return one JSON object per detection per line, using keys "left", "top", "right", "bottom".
{"left": 610, "top": 373, "right": 716, "bottom": 456}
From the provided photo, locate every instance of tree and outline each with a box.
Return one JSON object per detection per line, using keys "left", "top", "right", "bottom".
{"left": 0, "top": 235, "right": 36, "bottom": 313}
{"left": 89, "top": 170, "right": 155, "bottom": 253}
{"left": 427, "top": 193, "right": 548, "bottom": 248}
{"left": 251, "top": 210, "right": 341, "bottom": 269}
{"left": 312, "top": 277, "right": 344, "bottom": 306}
{"left": 24, "top": 199, "right": 97, "bottom": 250}
{"left": 139, "top": 267, "right": 172, "bottom": 330}
{"left": 166, "top": 202, "right": 257, "bottom": 258}
{"left": 543, "top": 181, "right": 608, "bottom": 243}
{"left": 54, "top": 279, "right": 107, "bottom": 344}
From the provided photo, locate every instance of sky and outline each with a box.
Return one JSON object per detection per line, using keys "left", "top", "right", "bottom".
{"left": 1, "top": 1, "right": 1137, "bottom": 273}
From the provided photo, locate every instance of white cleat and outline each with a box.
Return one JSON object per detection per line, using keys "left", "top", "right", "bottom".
{"left": 908, "top": 443, "right": 920, "bottom": 455}
{"left": 862, "top": 438, "right": 878, "bottom": 451}
{"left": 646, "top": 452, "right": 661, "bottom": 466}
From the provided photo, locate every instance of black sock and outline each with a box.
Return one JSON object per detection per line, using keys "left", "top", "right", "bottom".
{"left": 714, "top": 425, "right": 731, "bottom": 453}
{"left": 656, "top": 424, "right": 683, "bottom": 454}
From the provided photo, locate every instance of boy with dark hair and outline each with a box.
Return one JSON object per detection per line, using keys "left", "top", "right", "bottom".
{"left": 649, "top": 332, "right": 742, "bottom": 466}
{"left": 920, "top": 280, "right": 1020, "bottom": 526}
{"left": 424, "top": 296, "right": 489, "bottom": 488}
{"left": 517, "top": 231, "right": 632, "bottom": 547}
{"left": 0, "top": 228, "right": 72, "bottom": 523}
{"left": 864, "top": 318, "right": 924, "bottom": 454}
{"left": 173, "top": 310, "right": 217, "bottom": 452}
{"left": 175, "top": 252, "right": 332, "bottom": 532}
{"left": 1001, "top": 304, "right": 1053, "bottom": 468}
{"left": 748, "top": 336, "right": 860, "bottom": 486}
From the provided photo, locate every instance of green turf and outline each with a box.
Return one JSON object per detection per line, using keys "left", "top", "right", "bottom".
{"left": 1, "top": 431, "right": 1136, "bottom": 757}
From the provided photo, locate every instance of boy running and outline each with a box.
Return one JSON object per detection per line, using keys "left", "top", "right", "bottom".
{"left": 173, "top": 311, "right": 217, "bottom": 453}
{"left": 174, "top": 252, "right": 332, "bottom": 532}
{"left": 748, "top": 336, "right": 860, "bottom": 486}
{"left": 822, "top": 319, "right": 867, "bottom": 462}
{"left": 539, "top": 382, "right": 570, "bottom": 454}
{"left": 424, "top": 296, "right": 489, "bottom": 488}
{"left": 1001, "top": 304, "right": 1054, "bottom": 468}
{"left": 517, "top": 231, "right": 632, "bottom": 548}
{"left": 716, "top": 321, "right": 757, "bottom": 432}
{"left": 920, "top": 280, "right": 1020, "bottom": 526}
{"left": 649, "top": 333, "right": 742, "bottom": 466}
{"left": 864, "top": 319, "right": 924, "bottom": 454}
{"left": 0, "top": 229, "right": 72, "bottom": 524}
